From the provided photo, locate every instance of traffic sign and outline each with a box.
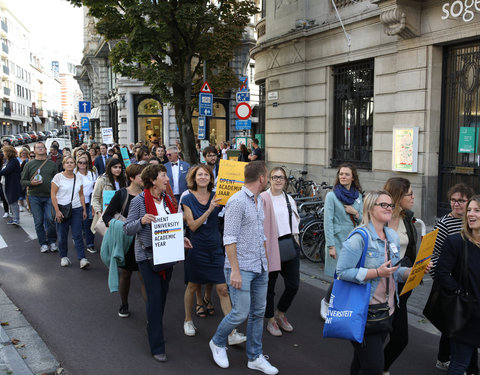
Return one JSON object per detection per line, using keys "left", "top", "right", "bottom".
{"left": 239, "top": 76, "right": 248, "bottom": 92}
{"left": 199, "top": 93, "right": 213, "bottom": 116}
{"left": 236, "top": 91, "right": 250, "bottom": 103}
{"left": 80, "top": 117, "right": 90, "bottom": 132}
{"left": 200, "top": 81, "right": 212, "bottom": 93}
{"left": 235, "top": 120, "right": 251, "bottom": 130}
{"left": 235, "top": 102, "right": 252, "bottom": 120}
{"left": 198, "top": 116, "right": 206, "bottom": 140}
{"left": 79, "top": 101, "right": 91, "bottom": 113}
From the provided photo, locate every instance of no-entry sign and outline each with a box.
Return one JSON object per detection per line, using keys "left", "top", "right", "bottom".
{"left": 235, "top": 102, "right": 252, "bottom": 120}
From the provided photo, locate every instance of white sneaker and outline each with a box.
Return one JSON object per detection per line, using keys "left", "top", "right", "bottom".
{"left": 49, "top": 243, "right": 58, "bottom": 252}
{"left": 184, "top": 321, "right": 196, "bottom": 336}
{"left": 320, "top": 297, "right": 329, "bottom": 320}
{"left": 60, "top": 257, "right": 71, "bottom": 267}
{"left": 40, "top": 244, "right": 49, "bottom": 253}
{"left": 247, "top": 354, "right": 279, "bottom": 375}
{"left": 3, "top": 212, "right": 9, "bottom": 218}
{"left": 19, "top": 206, "right": 24, "bottom": 212}
{"left": 435, "top": 360, "right": 450, "bottom": 370}
{"left": 209, "top": 339, "right": 229, "bottom": 368}
{"left": 228, "top": 329, "right": 246, "bottom": 345}
{"left": 80, "top": 258, "right": 90, "bottom": 269}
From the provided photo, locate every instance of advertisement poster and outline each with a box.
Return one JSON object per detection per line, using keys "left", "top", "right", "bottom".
{"left": 392, "top": 127, "right": 419, "bottom": 172}
{"left": 120, "top": 148, "right": 131, "bottom": 167}
{"left": 101, "top": 127, "right": 114, "bottom": 144}
{"left": 400, "top": 229, "right": 438, "bottom": 296}
{"left": 458, "top": 127, "right": 478, "bottom": 153}
{"left": 151, "top": 213, "right": 185, "bottom": 265}
{"left": 215, "top": 159, "right": 247, "bottom": 205}
{"left": 102, "top": 190, "right": 116, "bottom": 211}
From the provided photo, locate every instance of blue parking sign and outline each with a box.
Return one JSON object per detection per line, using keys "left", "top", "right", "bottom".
{"left": 235, "top": 119, "right": 251, "bottom": 130}
{"left": 79, "top": 101, "right": 91, "bottom": 113}
{"left": 81, "top": 117, "right": 90, "bottom": 131}
{"left": 199, "top": 93, "right": 213, "bottom": 116}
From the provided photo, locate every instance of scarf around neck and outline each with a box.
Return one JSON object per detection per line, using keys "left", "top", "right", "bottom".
{"left": 144, "top": 188, "right": 176, "bottom": 215}
{"left": 333, "top": 184, "right": 359, "bottom": 205}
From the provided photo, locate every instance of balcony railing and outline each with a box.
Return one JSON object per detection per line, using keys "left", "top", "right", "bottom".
{"left": 3, "top": 87, "right": 10, "bottom": 96}
{"left": 1, "top": 43, "right": 8, "bottom": 54}
{"left": 255, "top": 18, "right": 266, "bottom": 43}
{"left": 2, "top": 65, "right": 8, "bottom": 75}
{"left": 1, "top": 21, "right": 7, "bottom": 34}
{"left": 334, "top": 0, "right": 363, "bottom": 7}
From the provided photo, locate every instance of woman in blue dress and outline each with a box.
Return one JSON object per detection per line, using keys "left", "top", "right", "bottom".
{"left": 180, "top": 164, "right": 245, "bottom": 345}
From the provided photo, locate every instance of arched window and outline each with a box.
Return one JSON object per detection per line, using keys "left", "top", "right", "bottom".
{"left": 137, "top": 98, "right": 162, "bottom": 145}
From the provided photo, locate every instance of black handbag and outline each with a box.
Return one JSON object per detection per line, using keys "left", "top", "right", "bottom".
{"left": 54, "top": 175, "right": 76, "bottom": 221}
{"left": 277, "top": 193, "right": 299, "bottom": 262}
{"left": 365, "top": 241, "right": 392, "bottom": 335}
{"left": 423, "top": 240, "right": 477, "bottom": 336}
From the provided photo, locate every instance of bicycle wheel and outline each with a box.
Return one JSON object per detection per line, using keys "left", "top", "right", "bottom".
{"left": 300, "top": 220, "right": 325, "bottom": 263}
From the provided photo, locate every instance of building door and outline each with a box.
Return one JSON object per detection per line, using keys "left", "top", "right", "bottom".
{"left": 134, "top": 96, "right": 163, "bottom": 145}
{"left": 438, "top": 40, "right": 480, "bottom": 216}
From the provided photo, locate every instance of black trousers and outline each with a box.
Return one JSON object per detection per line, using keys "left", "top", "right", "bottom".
{"left": 383, "top": 286, "right": 411, "bottom": 371}
{"left": 264, "top": 255, "right": 300, "bottom": 319}
{"left": 351, "top": 330, "right": 389, "bottom": 375}
{"left": 438, "top": 333, "right": 479, "bottom": 374}
{"left": 138, "top": 261, "right": 172, "bottom": 356}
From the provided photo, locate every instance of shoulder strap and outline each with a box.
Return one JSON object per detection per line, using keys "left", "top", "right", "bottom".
{"left": 283, "top": 192, "right": 293, "bottom": 234}
{"left": 119, "top": 188, "right": 129, "bottom": 217}
{"left": 70, "top": 175, "right": 76, "bottom": 203}
{"left": 346, "top": 227, "right": 369, "bottom": 268}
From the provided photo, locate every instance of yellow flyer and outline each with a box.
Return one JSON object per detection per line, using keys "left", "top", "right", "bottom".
{"left": 215, "top": 159, "right": 247, "bottom": 205}
{"left": 400, "top": 228, "right": 439, "bottom": 296}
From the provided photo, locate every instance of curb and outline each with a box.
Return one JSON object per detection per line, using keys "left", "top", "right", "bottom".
{"left": 0, "top": 288, "right": 60, "bottom": 375}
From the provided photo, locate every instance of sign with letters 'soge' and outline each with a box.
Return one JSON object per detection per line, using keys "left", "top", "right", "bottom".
{"left": 215, "top": 159, "right": 247, "bottom": 206}
{"left": 151, "top": 213, "right": 185, "bottom": 265}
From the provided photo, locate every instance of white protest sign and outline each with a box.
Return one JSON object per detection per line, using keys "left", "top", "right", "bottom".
{"left": 101, "top": 127, "right": 114, "bottom": 144}
{"left": 151, "top": 213, "right": 185, "bottom": 265}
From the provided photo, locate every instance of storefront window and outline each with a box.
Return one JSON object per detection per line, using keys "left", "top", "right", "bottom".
{"left": 137, "top": 98, "right": 162, "bottom": 145}
{"left": 191, "top": 101, "right": 226, "bottom": 147}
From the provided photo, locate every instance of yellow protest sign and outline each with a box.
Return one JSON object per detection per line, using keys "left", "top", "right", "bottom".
{"left": 400, "top": 228, "right": 439, "bottom": 296}
{"left": 215, "top": 159, "right": 247, "bottom": 205}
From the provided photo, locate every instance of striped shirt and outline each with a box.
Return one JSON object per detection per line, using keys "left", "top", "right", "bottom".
{"left": 430, "top": 214, "right": 462, "bottom": 279}
{"left": 223, "top": 186, "right": 268, "bottom": 273}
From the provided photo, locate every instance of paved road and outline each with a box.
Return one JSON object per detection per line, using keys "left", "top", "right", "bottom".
{"left": 0, "top": 211, "right": 453, "bottom": 374}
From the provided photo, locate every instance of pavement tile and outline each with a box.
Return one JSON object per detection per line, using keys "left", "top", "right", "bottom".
{"left": 0, "top": 345, "right": 33, "bottom": 375}
{"left": 0, "top": 304, "right": 29, "bottom": 330}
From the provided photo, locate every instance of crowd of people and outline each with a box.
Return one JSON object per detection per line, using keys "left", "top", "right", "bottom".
{"left": 0, "top": 136, "right": 478, "bottom": 375}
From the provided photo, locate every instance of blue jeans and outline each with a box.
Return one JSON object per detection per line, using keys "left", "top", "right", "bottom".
{"left": 29, "top": 195, "right": 57, "bottom": 246}
{"left": 82, "top": 202, "right": 95, "bottom": 248}
{"left": 448, "top": 339, "right": 476, "bottom": 375}
{"left": 212, "top": 268, "right": 268, "bottom": 361}
{"left": 56, "top": 207, "right": 85, "bottom": 259}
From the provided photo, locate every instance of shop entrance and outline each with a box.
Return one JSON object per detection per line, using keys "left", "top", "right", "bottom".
{"left": 134, "top": 96, "right": 163, "bottom": 146}
{"left": 438, "top": 40, "right": 480, "bottom": 216}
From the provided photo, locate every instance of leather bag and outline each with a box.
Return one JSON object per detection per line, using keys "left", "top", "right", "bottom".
{"left": 423, "top": 240, "right": 477, "bottom": 336}
{"left": 278, "top": 193, "right": 299, "bottom": 262}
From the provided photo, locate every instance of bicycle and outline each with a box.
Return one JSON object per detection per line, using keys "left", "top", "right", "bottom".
{"left": 295, "top": 183, "right": 332, "bottom": 263}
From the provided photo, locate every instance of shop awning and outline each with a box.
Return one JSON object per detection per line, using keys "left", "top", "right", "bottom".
{"left": 33, "top": 116, "right": 42, "bottom": 125}
{"left": 90, "top": 107, "right": 100, "bottom": 119}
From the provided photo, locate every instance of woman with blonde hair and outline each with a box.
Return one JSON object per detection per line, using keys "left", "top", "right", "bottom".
{"left": 51, "top": 156, "right": 89, "bottom": 268}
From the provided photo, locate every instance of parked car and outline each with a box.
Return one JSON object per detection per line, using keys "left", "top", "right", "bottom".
{"left": 27, "top": 131, "right": 38, "bottom": 142}
{"left": 36, "top": 131, "right": 46, "bottom": 141}
{"left": 2, "top": 135, "right": 17, "bottom": 146}
{"left": 13, "top": 134, "right": 24, "bottom": 145}
{"left": 51, "top": 129, "right": 59, "bottom": 137}
{"left": 21, "top": 133, "right": 34, "bottom": 143}
{"left": 44, "top": 131, "right": 52, "bottom": 138}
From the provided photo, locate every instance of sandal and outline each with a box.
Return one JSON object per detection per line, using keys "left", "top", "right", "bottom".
{"left": 203, "top": 297, "right": 215, "bottom": 316}
{"left": 195, "top": 304, "right": 207, "bottom": 318}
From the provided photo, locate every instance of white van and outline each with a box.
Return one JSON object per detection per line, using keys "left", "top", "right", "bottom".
{"left": 45, "top": 137, "right": 72, "bottom": 151}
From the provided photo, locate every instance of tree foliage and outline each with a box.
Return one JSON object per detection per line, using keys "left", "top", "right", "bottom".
{"left": 68, "top": 0, "right": 258, "bottom": 163}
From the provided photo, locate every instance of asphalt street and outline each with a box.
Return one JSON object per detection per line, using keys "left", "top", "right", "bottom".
{"left": 0, "top": 211, "right": 460, "bottom": 375}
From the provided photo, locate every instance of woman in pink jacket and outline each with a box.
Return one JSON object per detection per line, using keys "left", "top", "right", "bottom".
{"left": 261, "top": 167, "right": 300, "bottom": 337}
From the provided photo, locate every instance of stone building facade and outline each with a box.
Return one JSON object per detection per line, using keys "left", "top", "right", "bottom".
{"left": 251, "top": 0, "right": 480, "bottom": 222}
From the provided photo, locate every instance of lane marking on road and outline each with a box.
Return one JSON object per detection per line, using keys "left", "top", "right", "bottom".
{"left": 0, "top": 234, "right": 7, "bottom": 248}
{"left": 19, "top": 211, "right": 37, "bottom": 241}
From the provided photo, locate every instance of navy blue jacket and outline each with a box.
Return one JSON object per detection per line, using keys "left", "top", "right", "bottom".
{"left": 165, "top": 160, "right": 190, "bottom": 196}
{"left": 0, "top": 158, "right": 22, "bottom": 203}
{"left": 94, "top": 155, "right": 108, "bottom": 175}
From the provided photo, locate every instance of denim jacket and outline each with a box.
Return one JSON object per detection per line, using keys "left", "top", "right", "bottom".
{"left": 336, "top": 223, "right": 409, "bottom": 302}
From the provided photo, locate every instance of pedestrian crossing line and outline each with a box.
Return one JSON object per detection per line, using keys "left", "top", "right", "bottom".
{"left": 18, "top": 211, "right": 37, "bottom": 241}
{"left": 0, "top": 234, "right": 7, "bottom": 249}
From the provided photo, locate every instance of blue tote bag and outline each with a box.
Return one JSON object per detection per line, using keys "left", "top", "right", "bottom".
{"left": 323, "top": 227, "right": 371, "bottom": 343}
